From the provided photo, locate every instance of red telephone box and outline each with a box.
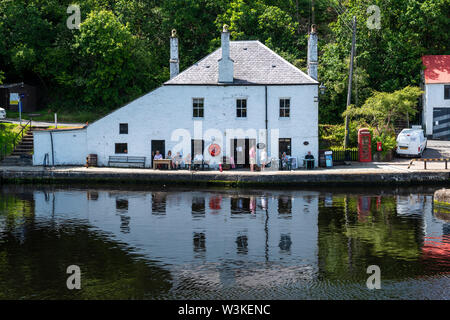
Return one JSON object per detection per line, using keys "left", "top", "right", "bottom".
{"left": 358, "top": 128, "right": 372, "bottom": 162}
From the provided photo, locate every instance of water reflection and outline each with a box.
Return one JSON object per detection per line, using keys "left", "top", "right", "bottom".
{"left": 0, "top": 185, "right": 449, "bottom": 299}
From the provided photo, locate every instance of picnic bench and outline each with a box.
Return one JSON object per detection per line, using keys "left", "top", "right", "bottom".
{"left": 108, "top": 156, "right": 146, "bottom": 168}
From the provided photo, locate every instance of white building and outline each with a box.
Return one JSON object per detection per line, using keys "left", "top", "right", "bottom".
{"left": 33, "top": 26, "right": 319, "bottom": 168}
{"left": 422, "top": 55, "right": 450, "bottom": 140}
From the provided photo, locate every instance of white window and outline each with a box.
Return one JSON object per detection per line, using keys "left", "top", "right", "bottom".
{"left": 280, "top": 99, "right": 290, "bottom": 117}
{"left": 236, "top": 99, "right": 247, "bottom": 118}
{"left": 193, "top": 98, "right": 204, "bottom": 118}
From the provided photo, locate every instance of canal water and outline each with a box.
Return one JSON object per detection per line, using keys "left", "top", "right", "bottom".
{"left": 0, "top": 184, "right": 449, "bottom": 300}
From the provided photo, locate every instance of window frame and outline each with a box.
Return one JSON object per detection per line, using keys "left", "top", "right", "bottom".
{"left": 279, "top": 98, "right": 291, "bottom": 118}
{"left": 115, "top": 143, "right": 128, "bottom": 154}
{"left": 444, "top": 85, "right": 450, "bottom": 100}
{"left": 119, "top": 123, "right": 128, "bottom": 134}
{"left": 193, "top": 98, "right": 204, "bottom": 118}
{"left": 236, "top": 99, "right": 247, "bottom": 118}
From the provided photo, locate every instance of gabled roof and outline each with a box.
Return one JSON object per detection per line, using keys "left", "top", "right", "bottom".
{"left": 422, "top": 55, "right": 450, "bottom": 84}
{"left": 165, "top": 40, "right": 318, "bottom": 86}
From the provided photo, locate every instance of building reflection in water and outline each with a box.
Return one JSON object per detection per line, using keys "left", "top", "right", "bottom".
{"left": 279, "top": 234, "right": 292, "bottom": 253}
{"left": 192, "top": 197, "right": 205, "bottom": 216}
{"left": 116, "top": 198, "right": 130, "bottom": 233}
{"left": 236, "top": 234, "right": 248, "bottom": 254}
{"left": 26, "top": 187, "right": 450, "bottom": 292}
{"left": 278, "top": 196, "right": 292, "bottom": 217}
{"left": 152, "top": 193, "right": 166, "bottom": 215}
{"left": 193, "top": 232, "right": 206, "bottom": 253}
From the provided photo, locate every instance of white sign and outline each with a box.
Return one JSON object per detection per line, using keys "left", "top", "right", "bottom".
{"left": 9, "top": 93, "right": 19, "bottom": 105}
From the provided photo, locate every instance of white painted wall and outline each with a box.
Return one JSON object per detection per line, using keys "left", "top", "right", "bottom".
{"left": 33, "top": 84, "right": 318, "bottom": 167}
{"left": 423, "top": 83, "right": 450, "bottom": 136}
{"left": 33, "top": 129, "right": 87, "bottom": 165}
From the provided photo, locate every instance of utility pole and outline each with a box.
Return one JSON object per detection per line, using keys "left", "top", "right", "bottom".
{"left": 344, "top": 16, "right": 357, "bottom": 150}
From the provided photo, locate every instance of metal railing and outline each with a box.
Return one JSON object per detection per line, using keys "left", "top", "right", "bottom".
{"left": 407, "top": 158, "right": 450, "bottom": 170}
{"left": 330, "top": 148, "right": 359, "bottom": 162}
{"left": 12, "top": 119, "right": 32, "bottom": 153}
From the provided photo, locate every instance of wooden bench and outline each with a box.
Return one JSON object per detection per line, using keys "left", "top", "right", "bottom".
{"left": 108, "top": 156, "right": 146, "bottom": 168}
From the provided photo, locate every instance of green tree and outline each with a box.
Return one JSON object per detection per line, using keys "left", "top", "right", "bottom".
{"left": 343, "top": 86, "right": 423, "bottom": 135}
{"left": 72, "top": 10, "right": 150, "bottom": 111}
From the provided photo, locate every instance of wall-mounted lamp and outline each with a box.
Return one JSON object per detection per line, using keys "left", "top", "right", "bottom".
{"left": 319, "top": 83, "right": 327, "bottom": 95}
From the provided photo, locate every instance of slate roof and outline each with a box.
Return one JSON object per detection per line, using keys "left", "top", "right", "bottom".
{"left": 164, "top": 41, "right": 318, "bottom": 85}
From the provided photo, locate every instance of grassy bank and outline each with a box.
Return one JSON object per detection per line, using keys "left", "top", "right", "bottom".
{"left": 0, "top": 123, "right": 25, "bottom": 157}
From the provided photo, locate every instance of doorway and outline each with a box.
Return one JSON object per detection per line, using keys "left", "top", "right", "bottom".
{"left": 433, "top": 108, "right": 450, "bottom": 140}
{"left": 151, "top": 140, "right": 165, "bottom": 166}
{"left": 231, "top": 138, "right": 256, "bottom": 168}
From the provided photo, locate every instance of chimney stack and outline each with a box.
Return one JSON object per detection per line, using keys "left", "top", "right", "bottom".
{"left": 218, "top": 25, "right": 234, "bottom": 83}
{"left": 307, "top": 24, "right": 318, "bottom": 81}
{"left": 170, "top": 29, "right": 179, "bottom": 79}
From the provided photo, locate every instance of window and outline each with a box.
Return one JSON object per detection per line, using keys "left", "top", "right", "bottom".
{"left": 280, "top": 99, "right": 290, "bottom": 117}
{"left": 236, "top": 99, "right": 247, "bottom": 118}
{"left": 279, "top": 138, "right": 291, "bottom": 157}
{"left": 193, "top": 98, "right": 204, "bottom": 118}
{"left": 445, "top": 85, "right": 450, "bottom": 100}
{"left": 119, "top": 123, "right": 128, "bottom": 134}
{"left": 115, "top": 143, "right": 128, "bottom": 154}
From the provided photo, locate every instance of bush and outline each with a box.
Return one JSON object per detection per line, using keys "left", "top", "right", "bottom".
{"left": 371, "top": 133, "right": 397, "bottom": 157}
{"left": 319, "top": 122, "right": 359, "bottom": 149}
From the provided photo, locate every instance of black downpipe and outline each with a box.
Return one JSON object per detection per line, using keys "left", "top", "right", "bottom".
{"left": 265, "top": 86, "right": 268, "bottom": 147}
{"left": 49, "top": 131, "right": 55, "bottom": 166}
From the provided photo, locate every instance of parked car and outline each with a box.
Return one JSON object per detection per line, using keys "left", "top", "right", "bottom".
{"left": 396, "top": 128, "right": 427, "bottom": 157}
{"left": 0, "top": 107, "right": 6, "bottom": 119}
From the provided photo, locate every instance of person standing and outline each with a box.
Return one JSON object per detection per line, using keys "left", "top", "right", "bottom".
{"left": 260, "top": 148, "right": 268, "bottom": 171}
{"left": 249, "top": 145, "right": 256, "bottom": 172}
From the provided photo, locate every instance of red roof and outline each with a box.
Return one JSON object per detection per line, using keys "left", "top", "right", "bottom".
{"left": 422, "top": 55, "right": 450, "bottom": 84}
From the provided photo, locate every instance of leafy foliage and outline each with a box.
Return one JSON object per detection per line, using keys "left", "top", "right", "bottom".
{"left": 0, "top": 0, "right": 447, "bottom": 118}
{"left": 343, "top": 86, "right": 423, "bottom": 135}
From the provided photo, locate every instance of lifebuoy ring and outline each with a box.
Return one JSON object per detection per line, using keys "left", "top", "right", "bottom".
{"left": 208, "top": 144, "right": 221, "bottom": 157}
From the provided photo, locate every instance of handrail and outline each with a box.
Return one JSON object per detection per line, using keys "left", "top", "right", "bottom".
{"left": 12, "top": 118, "right": 32, "bottom": 152}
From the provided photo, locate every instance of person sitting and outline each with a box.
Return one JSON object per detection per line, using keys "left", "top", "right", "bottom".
{"left": 281, "top": 152, "right": 289, "bottom": 170}
{"left": 305, "top": 151, "right": 315, "bottom": 169}
{"left": 154, "top": 150, "right": 163, "bottom": 169}
{"left": 193, "top": 153, "right": 204, "bottom": 170}
{"left": 173, "top": 152, "right": 182, "bottom": 169}
{"left": 184, "top": 153, "right": 192, "bottom": 170}
{"left": 166, "top": 150, "right": 173, "bottom": 169}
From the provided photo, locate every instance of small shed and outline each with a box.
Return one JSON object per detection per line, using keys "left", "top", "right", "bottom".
{"left": 0, "top": 82, "right": 37, "bottom": 112}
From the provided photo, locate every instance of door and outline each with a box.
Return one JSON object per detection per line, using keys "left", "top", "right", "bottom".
{"left": 231, "top": 138, "right": 256, "bottom": 167}
{"left": 151, "top": 140, "right": 165, "bottom": 166}
{"left": 433, "top": 108, "right": 450, "bottom": 140}
{"left": 191, "top": 139, "right": 205, "bottom": 160}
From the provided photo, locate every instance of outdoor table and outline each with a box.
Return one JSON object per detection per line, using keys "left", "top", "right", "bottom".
{"left": 303, "top": 158, "right": 315, "bottom": 170}
{"left": 153, "top": 159, "right": 172, "bottom": 170}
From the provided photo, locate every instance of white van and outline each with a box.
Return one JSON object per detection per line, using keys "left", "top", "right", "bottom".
{"left": 0, "top": 107, "right": 6, "bottom": 119}
{"left": 396, "top": 128, "right": 427, "bottom": 157}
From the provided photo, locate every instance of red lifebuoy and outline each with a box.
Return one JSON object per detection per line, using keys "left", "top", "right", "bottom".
{"left": 208, "top": 144, "right": 221, "bottom": 157}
